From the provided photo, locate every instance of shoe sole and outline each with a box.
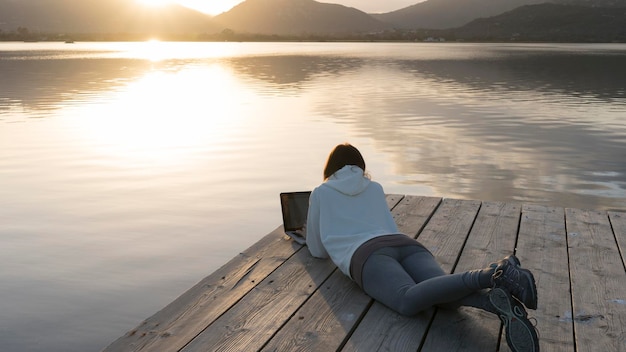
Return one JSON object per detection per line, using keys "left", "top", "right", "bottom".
{"left": 490, "top": 287, "right": 539, "bottom": 352}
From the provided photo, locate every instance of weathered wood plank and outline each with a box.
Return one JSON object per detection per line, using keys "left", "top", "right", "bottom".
{"left": 609, "top": 211, "right": 626, "bottom": 270}
{"left": 566, "top": 208, "right": 626, "bottom": 351}
{"left": 181, "top": 247, "right": 337, "bottom": 351}
{"left": 260, "top": 271, "right": 369, "bottom": 352}
{"left": 503, "top": 204, "right": 573, "bottom": 352}
{"left": 419, "top": 199, "right": 483, "bottom": 271}
{"left": 103, "top": 227, "right": 302, "bottom": 352}
{"left": 342, "top": 303, "right": 436, "bottom": 352}
{"left": 343, "top": 198, "right": 481, "bottom": 352}
{"left": 422, "top": 201, "right": 521, "bottom": 351}
{"left": 390, "top": 195, "right": 443, "bottom": 239}
{"left": 385, "top": 194, "right": 406, "bottom": 210}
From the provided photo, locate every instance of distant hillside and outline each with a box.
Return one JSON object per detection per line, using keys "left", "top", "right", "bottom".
{"left": 214, "top": 0, "right": 391, "bottom": 35}
{"left": 554, "top": 0, "right": 626, "bottom": 7}
{"left": 373, "top": 0, "right": 626, "bottom": 30}
{"left": 0, "top": 0, "right": 218, "bottom": 34}
{"left": 451, "top": 3, "right": 626, "bottom": 42}
{"left": 373, "top": 0, "right": 546, "bottom": 29}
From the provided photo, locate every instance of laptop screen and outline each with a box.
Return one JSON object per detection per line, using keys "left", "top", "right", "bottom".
{"left": 280, "top": 191, "right": 311, "bottom": 231}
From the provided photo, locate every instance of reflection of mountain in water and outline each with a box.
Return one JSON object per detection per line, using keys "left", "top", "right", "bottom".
{"left": 226, "top": 50, "right": 625, "bottom": 102}
{"left": 0, "top": 52, "right": 367, "bottom": 116}
{"left": 225, "top": 55, "right": 365, "bottom": 93}
{"left": 395, "top": 51, "right": 626, "bottom": 103}
{"left": 0, "top": 51, "right": 214, "bottom": 117}
{"left": 0, "top": 56, "right": 151, "bottom": 115}
{"left": 224, "top": 51, "right": 626, "bottom": 209}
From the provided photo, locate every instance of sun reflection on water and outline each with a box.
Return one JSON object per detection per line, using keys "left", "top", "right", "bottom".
{"left": 66, "top": 64, "right": 247, "bottom": 167}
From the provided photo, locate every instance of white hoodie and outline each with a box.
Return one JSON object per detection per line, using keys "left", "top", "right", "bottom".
{"left": 306, "top": 165, "right": 401, "bottom": 279}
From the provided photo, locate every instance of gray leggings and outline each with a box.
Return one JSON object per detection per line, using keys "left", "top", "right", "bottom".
{"left": 361, "top": 245, "right": 494, "bottom": 316}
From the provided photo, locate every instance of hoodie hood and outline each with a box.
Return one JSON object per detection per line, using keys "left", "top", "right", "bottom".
{"left": 323, "top": 165, "right": 370, "bottom": 196}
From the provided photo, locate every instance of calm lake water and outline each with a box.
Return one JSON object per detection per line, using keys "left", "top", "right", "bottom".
{"left": 1, "top": 41, "right": 625, "bottom": 351}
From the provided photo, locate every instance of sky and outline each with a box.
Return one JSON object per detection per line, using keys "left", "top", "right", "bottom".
{"left": 173, "top": 0, "right": 423, "bottom": 15}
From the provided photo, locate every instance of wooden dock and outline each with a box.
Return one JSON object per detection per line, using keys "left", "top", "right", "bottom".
{"left": 103, "top": 195, "right": 626, "bottom": 351}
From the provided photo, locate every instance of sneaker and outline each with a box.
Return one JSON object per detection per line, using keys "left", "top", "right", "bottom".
{"left": 492, "top": 255, "right": 538, "bottom": 310}
{"left": 490, "top": 287, "right": 540, "bottom": 352}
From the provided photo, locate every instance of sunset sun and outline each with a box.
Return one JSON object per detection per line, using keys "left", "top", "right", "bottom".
{"left": 134, "top": 0, "right": 242, "bottom": 15}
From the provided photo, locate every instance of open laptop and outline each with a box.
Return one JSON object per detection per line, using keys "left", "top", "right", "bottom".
{"left": 279, "top": 191, "right": 311, "bottom": 245}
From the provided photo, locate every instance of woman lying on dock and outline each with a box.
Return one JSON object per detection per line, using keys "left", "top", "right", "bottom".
{"left": 304, "top": 143, "right": 540, "bottom": 352}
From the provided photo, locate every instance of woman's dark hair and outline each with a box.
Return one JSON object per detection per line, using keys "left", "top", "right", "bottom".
{"left": 323, "top": 143, "right": 366, "bottom": 180}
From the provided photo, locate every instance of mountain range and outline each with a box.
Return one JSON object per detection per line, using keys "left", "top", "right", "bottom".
{"left": 212, "top": 0, "right": 389, "bottom": 35}
{"left": 373, "top": 0, "right": 625, "bottom": 29}
{"left": 0, "top": 0, "right": 624, "bottom": 41}
{"left": 451, "top": 3, "right": 626, "bottom": 42}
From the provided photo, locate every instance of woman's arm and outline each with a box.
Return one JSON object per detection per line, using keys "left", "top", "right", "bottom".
{"left": 305, "top": 190, "right": 329, "bottom": 258}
